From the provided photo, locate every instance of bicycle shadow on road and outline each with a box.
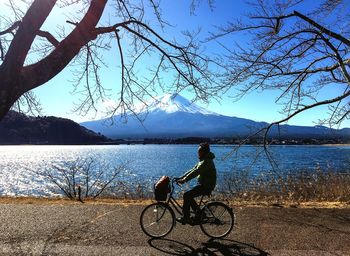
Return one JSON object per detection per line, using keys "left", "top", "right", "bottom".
{"left": 148, "top": 238, "right": 269, "bottom": 256}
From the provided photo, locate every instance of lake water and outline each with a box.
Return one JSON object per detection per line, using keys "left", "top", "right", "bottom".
{"left": 0, "top": 144, "right": 349, "bottom": 197}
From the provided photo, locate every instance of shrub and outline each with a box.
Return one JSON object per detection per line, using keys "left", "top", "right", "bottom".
{"left": 41, "top": 158, "right": 126, "bottom": 201}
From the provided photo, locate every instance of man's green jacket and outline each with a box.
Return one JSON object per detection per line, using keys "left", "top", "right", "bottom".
{"left": 183, "top": 152, "right": 217, "bottom": 191}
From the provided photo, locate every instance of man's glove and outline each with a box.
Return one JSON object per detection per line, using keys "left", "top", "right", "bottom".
{"left": 177, "top": 178, "right": 186, "bottom": 184}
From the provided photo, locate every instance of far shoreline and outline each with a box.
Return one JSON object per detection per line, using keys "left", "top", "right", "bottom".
{"left": 322, "top": 143, "right": 350, "bottom": 146}
{"left": 0, "top": 143, "right": 349, "bottom": 146}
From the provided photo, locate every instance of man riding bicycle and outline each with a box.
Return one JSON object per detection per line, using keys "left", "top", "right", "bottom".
{"left": 177, "top": 142, "right": 216, "bottom": 224}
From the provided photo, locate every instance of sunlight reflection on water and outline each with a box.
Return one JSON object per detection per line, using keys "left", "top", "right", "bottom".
{"left": 0, "top": 144, "right": 349, "bottom": 197}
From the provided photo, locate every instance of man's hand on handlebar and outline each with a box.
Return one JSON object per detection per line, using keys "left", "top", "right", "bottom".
{"left": 176, "top": 178, "right": 186, "bottom": 185}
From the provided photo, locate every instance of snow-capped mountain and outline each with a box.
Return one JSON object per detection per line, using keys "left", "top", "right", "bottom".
{"left": 139, "top": 93, "right": 218, "bottom": 115}
{"left": 80, "top": 93, "right": 349, "bottom": 139}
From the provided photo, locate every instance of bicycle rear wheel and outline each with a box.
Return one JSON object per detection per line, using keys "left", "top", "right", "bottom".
{"left": 199, "top": 201, "right": 234, "bottom": 238}
{"left": 140, "top": 202, "right": 175, "bottom": 238}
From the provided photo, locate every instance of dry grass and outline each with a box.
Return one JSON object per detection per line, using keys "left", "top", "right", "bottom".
{"left": 219, "top": 168, "right": 350, "bottom": 205}
{"left": 0, "top": 196, "right": 153, "bottom": 206}
{"left": 0, "top": 196, "right": 349, "bottom": 208}
{"left": 3, "top": 167, "right": 349, "bottom": 209}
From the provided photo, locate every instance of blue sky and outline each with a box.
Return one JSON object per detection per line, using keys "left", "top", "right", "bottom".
{"left": 13, "top": 0, "right": 349, "bottom": 128}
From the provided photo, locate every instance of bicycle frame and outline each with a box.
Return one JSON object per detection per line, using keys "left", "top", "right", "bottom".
{"left": 165, "top": 178, "right": 208, "bottom": 217}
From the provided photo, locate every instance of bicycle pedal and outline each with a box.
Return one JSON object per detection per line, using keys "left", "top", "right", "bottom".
{"left": 176, "top": 217, "right": 189, "bottom": 225}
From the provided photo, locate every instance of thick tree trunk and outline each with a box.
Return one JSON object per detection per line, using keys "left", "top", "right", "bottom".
{"left": 0, "top": 0, "right": 107, "bottom": 121}
{"left": 21, "top": 0, "right": 108, "bottom": 92}
{"left": 3, "top": 0, "right": 57, "bottom": 75}
{"left": 0, "top": 80, "right": 21, "bottom": 120}
{"left": 0, "top": 0, "right": 57, "bottom": 121}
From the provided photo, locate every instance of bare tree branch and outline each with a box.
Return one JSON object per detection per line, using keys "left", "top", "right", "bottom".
{"left": 264, "top": 89, "right": 350, "bottom": 145}
{"left": 293, "top": 11, "right": 350, "bottom": 47}
{"left": 37, "top": 30, "right": 59, "bottom": 47}
{"left": 3, "top": 0, "right": 57, "bottom": 74}
{"left": 22, "top": 0, "right": 107, "bottom": 89}
{"left": 0, "top": 0, "right": 219, "bottom": 121}
{"left": 213, "top": 0, "right": 350, "bottom": 130}
{"left": 0, "top": 21, "right": 21, "bottom": 36}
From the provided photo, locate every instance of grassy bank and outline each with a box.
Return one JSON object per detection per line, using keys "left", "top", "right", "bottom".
{"left": 0, "top": 196, "right": 349, "bottom": 209}
{"left": 218, "top": 169, "right": 350, "bottom": 205}
{"left": 3, "top": 167, "right": 349, "bottom": 208}
{"left": 0, "top": 196, "right": 153, "bottom": 205}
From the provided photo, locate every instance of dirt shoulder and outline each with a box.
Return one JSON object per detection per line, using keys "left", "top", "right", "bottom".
{"left": 1, "top": 196, "right": 349, "bottom": 209}
{"left": 0, "top": 198, "right": 349, "bottom": 255}
{"left": 0, "top": 196, "right": 153, "bottom": 206}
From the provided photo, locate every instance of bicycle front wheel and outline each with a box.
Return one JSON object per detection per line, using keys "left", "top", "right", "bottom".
{"left": 140, "top": 202, "right": 175, "bottom": 238}
{"left": 199, "top": 201, "right": 234, "bottom": 238}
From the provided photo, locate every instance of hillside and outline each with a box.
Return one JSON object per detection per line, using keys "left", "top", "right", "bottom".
{"left": 0, "top": 111, "right": 110, "bottom": 145}
{"left": 81, "top": 93, "right": 350, "bottom": 141}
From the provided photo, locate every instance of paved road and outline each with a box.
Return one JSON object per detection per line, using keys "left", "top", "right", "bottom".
{"left": 0, "top": 203, "right": 349, "bottom": 255}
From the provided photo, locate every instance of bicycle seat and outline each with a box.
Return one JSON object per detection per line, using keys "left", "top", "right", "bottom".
{"left": 203, "top": 191, "right": 212, "bottom": 197}
{"left": 200, "top": 192, "right": 212, "bottom": 201}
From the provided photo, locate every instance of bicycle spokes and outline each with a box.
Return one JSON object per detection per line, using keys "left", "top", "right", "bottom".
{"left": 199, "top": 202, "right": 234, "bottom": 238}
{"left": 140, "top": 202, "right": 175, "bottom": 238}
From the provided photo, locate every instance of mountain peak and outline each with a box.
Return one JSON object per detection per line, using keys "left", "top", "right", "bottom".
{"left": 144, "top": 93, "right": 218, "bottom": 115}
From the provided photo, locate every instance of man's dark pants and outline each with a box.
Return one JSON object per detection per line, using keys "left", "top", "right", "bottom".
{"left": 183, "top": 185, "right": 211, "bottom": 220}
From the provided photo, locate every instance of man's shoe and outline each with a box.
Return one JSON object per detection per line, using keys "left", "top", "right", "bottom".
{"left": 190, "top": 216, "right": 201, "bottom": 225}
{"left": 176, "top": 217, "right": 191, "bottom": 225}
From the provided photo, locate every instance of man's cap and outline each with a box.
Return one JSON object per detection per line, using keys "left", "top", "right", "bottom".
{"left": 199, "top": 142, "right": 210, "bottom": 153}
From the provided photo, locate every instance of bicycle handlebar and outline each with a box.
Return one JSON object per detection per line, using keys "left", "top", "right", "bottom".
{"left": 170, "top": 177, "right": 182, "bottom": 193}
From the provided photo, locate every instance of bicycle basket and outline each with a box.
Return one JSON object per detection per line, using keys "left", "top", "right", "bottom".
{"left": 154, "top": 176, "right": 170, "bottom": 201}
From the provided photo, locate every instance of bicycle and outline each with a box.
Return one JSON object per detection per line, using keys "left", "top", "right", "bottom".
{"left": 140, "top": 177, "right": 234, "bottom": 238}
